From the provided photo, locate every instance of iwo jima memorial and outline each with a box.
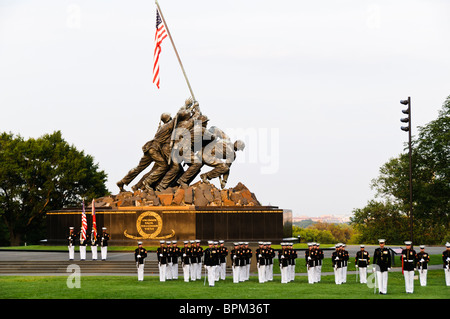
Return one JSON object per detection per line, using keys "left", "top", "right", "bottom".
{"left": 46, "top": 1, "right": 292, "bottom": 245}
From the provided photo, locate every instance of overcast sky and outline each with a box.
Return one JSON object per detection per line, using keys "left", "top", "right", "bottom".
{"left": 1, "top": 0, "right": 449, "bottom": 217}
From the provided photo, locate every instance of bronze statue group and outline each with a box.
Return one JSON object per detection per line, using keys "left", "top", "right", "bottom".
{"left": 116, "top": 98, "right": 245, "bottom": 194}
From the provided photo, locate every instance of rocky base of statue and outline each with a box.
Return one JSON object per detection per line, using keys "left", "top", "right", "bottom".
{"left": 92, "top": 182, "right": 261, "bottom": 208}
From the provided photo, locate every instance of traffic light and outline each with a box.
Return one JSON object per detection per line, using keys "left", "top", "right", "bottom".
{"left": 400, "top": 98, "right": 410, "bottom": 132}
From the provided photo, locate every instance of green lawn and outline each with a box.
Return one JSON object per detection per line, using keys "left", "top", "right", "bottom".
{"left": 0, "top": 270, "right": 448, "bottom": 299}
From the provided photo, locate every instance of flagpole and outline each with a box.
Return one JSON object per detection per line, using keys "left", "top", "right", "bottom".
{"left": 155, "top": 0, "right": 196, "bottom": 102}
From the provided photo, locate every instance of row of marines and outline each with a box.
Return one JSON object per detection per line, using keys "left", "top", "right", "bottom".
{"left": 134, "top": 240, "right": 450, "bottom": 293}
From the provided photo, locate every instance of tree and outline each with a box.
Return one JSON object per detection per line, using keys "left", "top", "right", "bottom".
{"left": 352, "top": 95, "right": 450, "bottom": 244}
{"left": 0, "top": 131, "right": 109, "bottom": 245}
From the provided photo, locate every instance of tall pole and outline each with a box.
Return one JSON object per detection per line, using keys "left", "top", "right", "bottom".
{"left": 155, "top": 0, "right": 196, "bottom": 102}
{"left": 407, "top": 97, "right": 413, "bottom": 243}
{"left": 400, "top": 96, "right": 413, "bottom": 243}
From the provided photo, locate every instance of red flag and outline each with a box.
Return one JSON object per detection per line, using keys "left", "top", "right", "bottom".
{"left": 81, "top": 200, "right": 87, "bottom": 241}
{"left": 91, "top": 199, "right": 97, "bottom": 237}
{"left": 153, "top": 9, "right": 168, "bottom": 89}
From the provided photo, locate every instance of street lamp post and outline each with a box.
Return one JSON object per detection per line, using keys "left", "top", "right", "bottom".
{"left": 400, "top": 97, "right": 413, "bottom": 243}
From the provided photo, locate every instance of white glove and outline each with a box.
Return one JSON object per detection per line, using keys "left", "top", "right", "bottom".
{"left": 387, "top": 268, "right": 391, "bottom": 271}
{"left": 159, "top": 254, "right": 163, "bottom": 257}
{"left": 137, "top": 255, "right": 141, "bottom": 258}
{"left": 420, "top": 258, "right": 424, "bottom": 262}
{"left": 281, "top": 255, "right": 285, "bottom": 259}
{"left": 335, "top": 257, "right": 339, "bottom": 261}
{"left": 183, "top": 253, "right": 186, "bottom": 257}
{"left": 308, "top": 257, "right": 311, "bottom": 261}
{"left": 258, "top": 254, "right": 262, "bottom": 258}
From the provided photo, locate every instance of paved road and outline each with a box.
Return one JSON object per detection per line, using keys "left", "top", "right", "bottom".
{"left": 0, "top": 245, "right": 446, "bottom": 261}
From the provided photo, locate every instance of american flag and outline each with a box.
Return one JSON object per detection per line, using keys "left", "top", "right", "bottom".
{"left": 91, "top": 199, "right": 97, "bottom": 237}
{"left": 81, "top": 200, "right": 87, "bottom": 241}
{"left": 153, "top": 9, "right": 168, "bottom": 89}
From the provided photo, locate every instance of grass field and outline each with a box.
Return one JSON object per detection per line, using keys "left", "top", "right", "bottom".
{"left": 1, "top": 270, "right": 448, "bottom": 299}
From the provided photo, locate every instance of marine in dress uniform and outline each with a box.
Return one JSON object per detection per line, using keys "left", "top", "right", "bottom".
{"left": 230, "top": 243, "right": 242, "bottom": 283}
{"left": 190, "top": 240, "right": 198, "bottom": 281}
{"left": 181, "top": 241, "right": 192, "bottom": 282}
{"left": 166, "top": 241, "right": 174, "bottom": 280}
{"left": 266, "top": 242, "right": 275, "bottom": 282}
{"left": 99, "top": 227, "right": 110, "bottom": 260}
{"left": 214, "top": 241, "right": 220, "bottom": 281}
{"left": 89, "top": 228, "right": 98, "bottom": 260}
{"left": 442, "top": 242, "right": 450, "bottom": 286}
{"left": 416, "top": 245, "right": 430, "bottom": 286}
{"left": 373, "top": 239, "right": 391, "bottom": 294}
{"left": 279, "top": 243, "right": 290, "bottom": 284}
{"left": 289, "top": 243, "right": 297, "bottom": 282}
{"left": 218, "top": 240, "right": 228, "bottom": 280}
{"left": 157, "top": 240, "right": 168, "bottom": 282}
{"left": 332, "top": 243, "right": 343, "bottom": 285}
{"left": 238, "top": 242, "right": 247, "bottom": 282}
{"left": 204, "top": 241, "right": 219, "bottom": 287}
{"left": 135, "top": 241, "right": 147, "bottom": 281}
{"left": 256, "top": 242, "right": 267, "bottom": 283}
{"left": 196, "top": 240, "right": 203, "bottom": 280}
{"left": 315, "top": 243, "right": 324, "bottom": 283}
{"left": 244, "top": 242, "right": 252, "bottom": 281}
{"left": 78, "top": 226, "right": 87, "bottom": 261}
{"left": 171, "top": 241, "right": 180, "bottom": 279}
{"left": 401, "top": 241, "right": 417, "bottom": 293}
{"left": 355, "top": 245, "right": 370, "bottom": 284}
{"left": 305, "top": 243, "right": 316, "bottom": 284}
{"left": 67, "top": 227, "right": 75, "bottom": 260}
{"left": 341, "top": 244, "right": 349, "bottom": 283}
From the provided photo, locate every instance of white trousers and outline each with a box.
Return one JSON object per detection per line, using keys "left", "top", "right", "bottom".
{"left": 418, "top": 269, "right": 427, "bottom": 286}
{"left": 358, "top": 267, "right": 367, "bottom": 284}
{"left": 232, "top": 266, "right": 240, "bottom": 283}
{"left": 308, "top": 266, "right": 315, "bottom": 284}
{"left": 445, "top": 268, "right": 450, "bottom": 286}
{"left": 101, "top": 247, "right": 107, "bottom": 260}
{"left": 172, "top": 262, "right": 179, "bottom": 279}
{"left": 190, "top": 263, "right": 197, "bottom": 281}
{"left": 183, "top": 264, "right": 190, "bottom": 282}
{"left": 219, "top": 263, "right": 226, "bottom": 280}
{"left": 166, "top": 262, "right": 173, "bottom": 280}
{"left": 267, "top": 264, "right": 273, "bottom": 281}
{"left": 290, "top": 263, "right": 296, "bottom": 281}
{"left": 404, "top": 270, "right": 414, "bottom": 293}
{"left": 315, "top": 265, "right": 322, "bottom": 282}
{"left": 68, "top": 245, "right": 75, "bottom": 260}
{"left": 342, "top": 266, "right": 347, "bottom": 283}
{"left": 239, "top": 266, "right": 246, "bottom": 282}
{"left": 80, "top": 246, "right": 86, "bottom": 260}
{"left": 159, "top": 264, "right": 166, "bottom": 282}
{"left": 281, "top": 266, "right": 288, "bottom": 284}
{"left": 258, "top": 265, "right": 266, "bottom": 283}
{"left": 207, "top": 266, "right": 215, "bottom": 286}
{"left": 196, "top": 262, "right": 202, "bottom": 279}
{"left": 334, "top": 267, "right": 343, "bottom": 284}
{"left": 213, "top": 265, "right": 220, "bottom": 281}
{"left": 376, "top": 271, "right": 388, "bottom": 294}
{"left": 246, "top": 262, "right": 251, "bottom": 280}
{"left": 137, "top": 263, "right": 144, "bottom": 281}
{"left": 91, "top": 246, "right": 97, "bottom": 260}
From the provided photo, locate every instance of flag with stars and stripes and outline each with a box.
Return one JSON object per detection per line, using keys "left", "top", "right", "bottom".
{"left": 153, "top": 9, "right": 168, "bottom": 88}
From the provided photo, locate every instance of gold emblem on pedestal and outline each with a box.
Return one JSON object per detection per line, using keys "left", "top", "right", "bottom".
{"left": 124, "top": 211, "right": 175, "bottom": 240}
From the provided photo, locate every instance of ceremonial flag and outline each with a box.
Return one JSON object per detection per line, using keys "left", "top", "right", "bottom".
{"left": 153, "top": 9, "right": 168, "bottom": 89}
{"left": 81, "top": 200, "right": 87, "bottom": 241}
{"left": 92, "top": 199, "right": 97, "bottom": 237}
